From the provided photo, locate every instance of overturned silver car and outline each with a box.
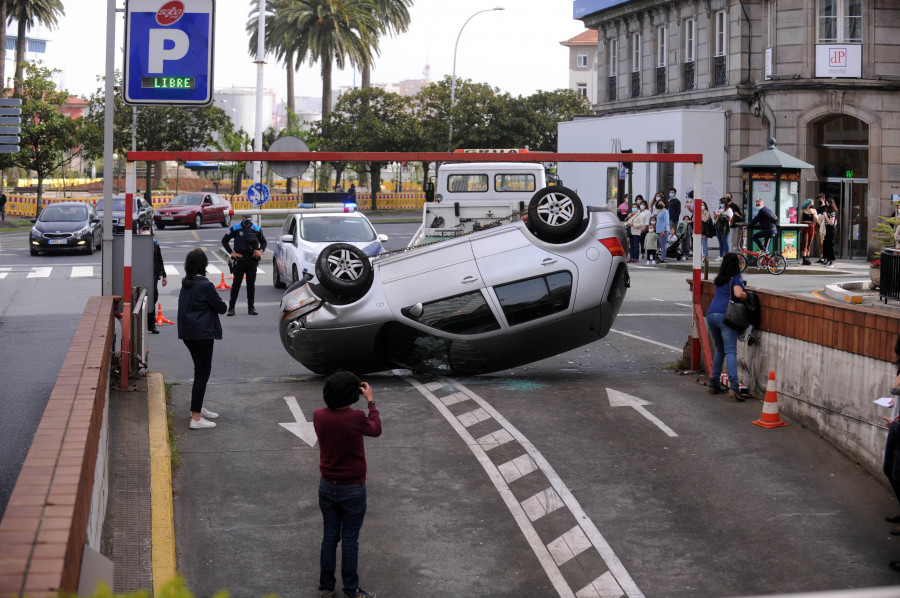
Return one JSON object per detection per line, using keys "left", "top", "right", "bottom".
{"left": 278, "top": 186, "right": 629, "bottom": 376}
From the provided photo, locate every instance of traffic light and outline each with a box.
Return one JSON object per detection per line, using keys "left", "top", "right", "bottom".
{"left": 0, "top": 98, "right": 21, "bottom": 154}
{"left": 621, "top": 148, "right": 633, "bottom": 171}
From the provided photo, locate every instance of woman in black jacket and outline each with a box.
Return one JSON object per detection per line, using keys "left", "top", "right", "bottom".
{"left": 178, "top": 248, "right": 228, "bottom": 430}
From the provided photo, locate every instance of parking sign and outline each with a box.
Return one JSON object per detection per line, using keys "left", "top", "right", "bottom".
{"left": 124, "top": 0, "right": 215, "bottom": 105}
{"left": 248, "top": 183, "right": 270, "bottom": 207}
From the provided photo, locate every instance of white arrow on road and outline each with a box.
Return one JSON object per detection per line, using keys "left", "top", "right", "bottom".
{"left": 279, "top": 395, "right": 317, "bottom": 447}
{"left": 606, "top": 388, "right": 678, "bottom": 437}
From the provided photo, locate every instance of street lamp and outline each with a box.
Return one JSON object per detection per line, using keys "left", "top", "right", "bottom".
{"left": 448, "top": 7, "right": 504, "bottom": 151}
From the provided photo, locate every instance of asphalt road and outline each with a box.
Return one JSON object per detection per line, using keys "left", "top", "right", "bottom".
{"left": 2, "top": 220, "right": 899, "bottom": 597}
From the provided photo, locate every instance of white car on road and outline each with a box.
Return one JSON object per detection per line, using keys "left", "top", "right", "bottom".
{"left": 272, "top": 208, "right": 388, "bottom": 288}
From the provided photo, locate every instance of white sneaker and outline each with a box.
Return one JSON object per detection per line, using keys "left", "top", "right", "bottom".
{"left": 189, "top": 417, "right": 216, "bottom": 430}
{"left": 188, "top": 407, "right": 219, "bottom": 419}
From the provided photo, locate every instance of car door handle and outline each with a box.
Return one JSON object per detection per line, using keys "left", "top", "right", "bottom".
{"left": 461, "top": 276, "right": 479, "bottom": 284}
{"left": 541, "top": 258, "right": 558, "bottom": 266}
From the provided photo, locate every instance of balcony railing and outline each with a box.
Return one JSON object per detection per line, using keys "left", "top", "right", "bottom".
{"left": 656, "top": 66, "right": 666, "bottom": 95}
{"left": 683, "top": 61, "right": 695, "bottom": 91}
{"left": 608, "top": 76, "right": 617, "bottom": 101}
{"left": 714, "top": 55, "right": 727, "bottom": 87}
{"left": 631, "top": 71, "right": 640, "bottom": 98}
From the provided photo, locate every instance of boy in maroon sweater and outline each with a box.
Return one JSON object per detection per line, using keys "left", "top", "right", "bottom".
{"left": 314, "top": 371, "right": 382, "bottom": 598}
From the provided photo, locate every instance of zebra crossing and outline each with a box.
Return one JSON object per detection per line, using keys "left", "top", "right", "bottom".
{"left": 403, "top": 375, "right": 644, "bottom": 598}
{"left": 0, "top": 263, "right": 265, "bottom": 281}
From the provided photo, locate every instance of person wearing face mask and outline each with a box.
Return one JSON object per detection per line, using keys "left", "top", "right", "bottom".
{"left": 624, "top": 203, "right": 644, "bottom": 263}
{"left": 141, "top": 223, "right": 168, "bottom": 333}
{"left": 222, "top": 215, "right": 268, "bottom": 316}
{"left": 815, "top": 193, "right": 828, "bottom": 263}
{"left": 654, "top": 199, "right": 670, "bottom": 263}
{"left": 667, "top": 188, "right": 681, "bottom": 225}
{"left": 638, "top": 201, "right": 650, "bottom": 258}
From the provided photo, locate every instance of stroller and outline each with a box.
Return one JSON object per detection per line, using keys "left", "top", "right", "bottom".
{"left": 666, "top": 223, "right": 691, "bottom": 261}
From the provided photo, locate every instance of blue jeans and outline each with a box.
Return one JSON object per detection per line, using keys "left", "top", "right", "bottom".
{"left": 751, "top": 230, "right": 773, "bottom": 253}
{"left": 706, "top": 311, "right": 739, "bottom": 391}
{"left": 630, "top": 234, "right": 641, "bottom": 261}
{"left": 319, "top": 481, "right": 367, "bottom": 595}
{"left": 700, "top": 236, "right": 708, "bottom": 259}
{"left": 658, "top": 232, "right": 668, "bottom": 262}
{"left": 716, "top": 230, "right": 729, "bottom": 257}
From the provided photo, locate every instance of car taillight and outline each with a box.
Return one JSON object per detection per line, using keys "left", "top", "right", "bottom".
{"left": 598, "top": 237, "right": 625, "bottom": 257}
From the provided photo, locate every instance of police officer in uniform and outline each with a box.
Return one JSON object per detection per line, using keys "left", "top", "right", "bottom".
{"left": 222, "top": 215, "right": 267, "bottom": 316}
{"left": 142, "top": 223, "right": 168, "bottom": 333}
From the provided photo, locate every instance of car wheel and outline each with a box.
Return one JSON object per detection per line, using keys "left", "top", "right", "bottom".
{"left": 192, "top": 214, "right": 202, "bottom": 229}
{"left": 291, "top": 264, "right": 299, "bottom": 285}
{"left": 315, "top": 243, "right": 373, "bottom": 298}
{"left": 84, "top": 234, "right": 94, "bottom": 255}
{"left": 156, "top": 222, "right": 166, "bottom": 230}
{"left": 222, "top": 214, "right": 231, "bottom": 227}
{"left": 30, "top": 246, "right": 39, "bottom": 256}
{"left": 274, "top": 258, "right": 287, "bottom": 289}
{"left": 526, "top": 186, "right": 584, "bottom": 242}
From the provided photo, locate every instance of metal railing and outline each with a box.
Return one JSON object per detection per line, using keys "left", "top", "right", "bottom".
{"left": 880, "top": 248, "right": 900, "bottom": 303}
{"left": 683, "top": 61, "right": 695, "bottom": 91}
{"left": 714, "top": 55, "right": 728, "bottom": 86}
{"left": 631, "top": 71, "right": 641, "bottom": 98}
{"left": 656, "top": 66, "right": 666, "bottom": 94}
{"left": 608, "top": 76, "right": 617, "bottom": 101}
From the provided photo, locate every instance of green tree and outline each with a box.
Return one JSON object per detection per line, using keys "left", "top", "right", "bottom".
{"left": 8, "top": 0, "right": 64, "bottom": 97}
{"left": 270, "top": 0, "right": 380, "bottom": 121}
{"left": 247, "top": 0, "right": 301, "bottom": 128}
{"left": 14, "top": 63, "right": 81, "bottom": 212}
{"left": 0, "top": 0, "right": 8, "bottom": 93}
{"left": 82, "top": 74, "right": 232, "bottom": 201}
{"left": 521, "top": 89, "right": 592, "bottom": 151}
{"left": 316, "top": 87, "right": 412, "bottom": 208}
{"left": 360, "top": 0, "right": 411, "bottom": 89}
{"left": 212, "top": 127, "right": 252, "bottom": 195}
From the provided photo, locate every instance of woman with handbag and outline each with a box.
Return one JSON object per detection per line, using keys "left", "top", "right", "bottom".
{"left": 705, "top": 252, "right": 747, "bottom": 401}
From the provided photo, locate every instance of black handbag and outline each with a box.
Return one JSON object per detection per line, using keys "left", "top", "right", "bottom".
{"left": 723, "top": 283, "right": 750, "bottom": 331}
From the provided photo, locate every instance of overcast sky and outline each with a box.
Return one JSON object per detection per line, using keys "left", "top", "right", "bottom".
{"left": 36, "top": 0, "right": 588, "bottom": 101}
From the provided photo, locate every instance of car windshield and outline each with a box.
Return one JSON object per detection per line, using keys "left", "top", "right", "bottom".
{"left": 167, "top": 194, "right": 204, "bottom": 206}
{"left": 299, "top": 216, "right": 375, "bottom": 243}
{"left": 40, "top": 205, "right": 88, "bottom": 222}
{"left": 95, "top": 199, "right": 128, "bottom": 211}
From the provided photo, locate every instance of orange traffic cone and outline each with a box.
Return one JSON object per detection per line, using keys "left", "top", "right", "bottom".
{"left": 753, "top": 371, "right": 788, "bottom": 428}
{"left": 155, "top": 302, "right": 175, "bottom": 326}
{"left": 216, "top": 272, "right": 231, "bottom": 289}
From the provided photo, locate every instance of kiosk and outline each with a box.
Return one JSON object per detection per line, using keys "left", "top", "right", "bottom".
{"left": 732, "top": 138, "right": 813, "bottom": 264}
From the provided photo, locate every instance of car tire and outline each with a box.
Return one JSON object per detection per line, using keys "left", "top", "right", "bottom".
{"left": 315, "top": 243, "right": 373, "bottom": 299}
{"left": 84, "top": 234, "right": 94, "bottom": 255}
{"left": 30, "top": 246, "right": 39, "bottom": 256}
{"left": 274, "top": 258, "right": 287, "bottom": 289}
{"left": 222, "top": 214, "right": 231, "bottom": 227}
{"left": 156, "top": 222, "right": 166, "bottom": 230}
{"left": 192, "top": 214, "right": 202, "bottom": 229}
{"left": 526, "top": 186, "right": 584, "bottom": 242}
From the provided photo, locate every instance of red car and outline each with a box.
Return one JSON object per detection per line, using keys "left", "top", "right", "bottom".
{"left": 154, "top": 193, "right": 232, "bottom": 229}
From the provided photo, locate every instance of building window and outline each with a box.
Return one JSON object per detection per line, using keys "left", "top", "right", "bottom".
{"left": 632, "top": 33, "right": 642, "bottom": 72}
{"left": 684, "top": 18, "right": 695, "bottom": 63}
{"left": 576, "top": 83, "right": 587, "bottom": 97}
{"left": 657, "top": 27, "right": 667, "bottom": 67}
{"left": 577, "top": 51, "right": 588, "bottom": 67}
{"left": 609, "top": 39, "right": 618, "bottom": 77}
{"left": 818, "top": 0, "right": 862, "bottom": 43}
{"left": 767, "top": 0, "right": 777, "bottom": 47}
{"left": 714, "top": 10, "right": 727, "bottom": 87}
{"left": 715, "top": 10, "right": 727, "bottom": 57}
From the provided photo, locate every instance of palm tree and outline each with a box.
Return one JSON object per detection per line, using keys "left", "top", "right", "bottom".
{"left": 0, "top": 0, "right": 7, "bottom": 94}
{"left": 271, "top": 0, "right": 380, "bottom": 121}
{"left": 360, "top": 0, "right": 411, "bottom": 89}
{"left": 247, "top": 0, "right": 301, "bottom": 128}
{"left": 7, "top": 0, "right": 64, "bottom": 96}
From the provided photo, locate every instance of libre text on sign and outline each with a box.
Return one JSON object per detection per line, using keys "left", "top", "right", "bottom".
{"left": 124, "top": 0, "right": 215, "bottom": 105}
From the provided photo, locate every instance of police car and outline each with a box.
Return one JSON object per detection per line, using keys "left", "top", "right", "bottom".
{"left": 272, "top": 207, "right": 388, "bottom": 288}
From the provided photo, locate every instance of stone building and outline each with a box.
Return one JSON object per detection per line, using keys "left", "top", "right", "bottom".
{"left": 564, "top": 0, "right": 900, "bottom": 257}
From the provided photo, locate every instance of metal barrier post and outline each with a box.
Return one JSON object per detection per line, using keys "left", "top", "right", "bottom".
{"left": 881, "top": 248, "right": 900, "bottom": 303}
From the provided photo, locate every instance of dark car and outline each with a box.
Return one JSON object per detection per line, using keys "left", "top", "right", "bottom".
{"left": 153, "top": 193, "right": 232, "bottom": 229}
{"left": 95, "top": 195, "right": 154, "bottom": 233}
{"left": 30, "top": 202, "right": 102, "bottom": 255}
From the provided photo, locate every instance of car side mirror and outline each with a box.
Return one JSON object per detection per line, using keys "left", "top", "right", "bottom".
{"left": 378, "top": 234, "right": 389, "bottom": 242}
{"left": 30, "top": 218, "right": 36, "bottom": 224}
{"left": 280, "top": 234, "right": 295, "bottom": 244}
{"left": 401, "top": 303, "right": 424, "bottom": 320}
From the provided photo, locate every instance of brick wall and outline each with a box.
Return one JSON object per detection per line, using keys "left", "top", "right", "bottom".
{"left": 0, "top": 296, "right": 116, "bottom": 598}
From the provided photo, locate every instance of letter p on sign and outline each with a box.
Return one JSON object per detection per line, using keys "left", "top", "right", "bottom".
{"left": 124, "top": 0, "right": 215, "bottom": 106}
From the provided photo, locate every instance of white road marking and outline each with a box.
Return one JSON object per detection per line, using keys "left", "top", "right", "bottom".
{"left": 439, "top": 391, "right": 469, "bottom": 406}
{"left": 616, "top": 313, "right": 690, "bottom": 317}
{"left": 457, "top": 407, "right": 491, "bottom": 427}
{"left": 607, "top": 389, "right": 678, "bottom": 438}
{"left": 674, "top": 303, "right": 692, "bottom": 308}
{"left": 166, "top": 265, "right": 180, "bottom": 276}
{"left": 498, "top": 454, "right": 538, "bottom": 483}
{"left": 476, "top": 429, "right": 514, "bottom": 451}
{"left": 651, "top": 298, "right": 664, "bottom": 301}
{"left": 402, "top": 375, "right": 644, "bottom": 598}
{"left": 521, "top": 488, "right": 566, "bottom": 522}
{"left": 206, "top": 264, "right": 222, "bottom": 275}
{"left": 27, "top": 267, "right": 51, "bottom": 278}
{"left": 607, "top": 329, "right": 681, "bottom": 352}
{"left": 70, "top": 266, "right": 94, "bottom": 278}
{"left": 547, "top": 526, "right": 592, "bottom": 566}
{"left": 0, "top": 272, "right": 6, "bottom": 279}
{"left": 278, "top": 396, "right": 317, "bottom": 447}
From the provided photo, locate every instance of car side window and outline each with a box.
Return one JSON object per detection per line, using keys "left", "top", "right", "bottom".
{"left": 494, "top": 174, "right": 536, "bottom": 192}
{"left": 494, "top": 272, "right": 573, "bottom": 326}
{"left": 414, "top": 291, "right": 500, "bottom": 334}
{"left": 448, "top": 174, "right": 488, "bottom": 193}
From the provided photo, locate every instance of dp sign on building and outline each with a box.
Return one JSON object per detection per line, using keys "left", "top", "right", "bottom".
{"left": 124, "top": 0, "right": 215, "bottom": 105}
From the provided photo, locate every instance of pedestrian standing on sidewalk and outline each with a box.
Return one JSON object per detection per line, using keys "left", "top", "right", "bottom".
{"left": 314, "top": 371, "right": 382, "bottom": 598}
{"left": 624, "top": 202, "right": 644, "bottom": 263}
{"left": 822, "top": 197, "right": 838, "bottom": 267}
{"left": 815, "top": 193, "right": 828, "bottom": 262}
{"left": 705, "top": 253, "right": 747, "bottom": 402}
{"left": 0, "top": 189, "right": 7, "bottom": 221}
{"left": 799, "top": 199, "right": 818, "bottom": 265}
{"left": 654, "top": 197, "right": 670, "bottom": 263}
{"left": 177, "top": 248, "right": 227, "bottom": 430}
{"left": 142, "top": 223, "right": 168, "bottom": 333}
{"left": 714, "top": 198, "right": 733, "bottom": 259}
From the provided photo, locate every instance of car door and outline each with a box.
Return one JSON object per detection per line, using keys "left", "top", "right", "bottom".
{"left": 210, "top": 194, "right": 226, "bottom": 223}
{"left": 276, "top": 216, "right": 299, "bottom": 281}
{"left": 469, "top": 227, "right": 578, "bottom": 328}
